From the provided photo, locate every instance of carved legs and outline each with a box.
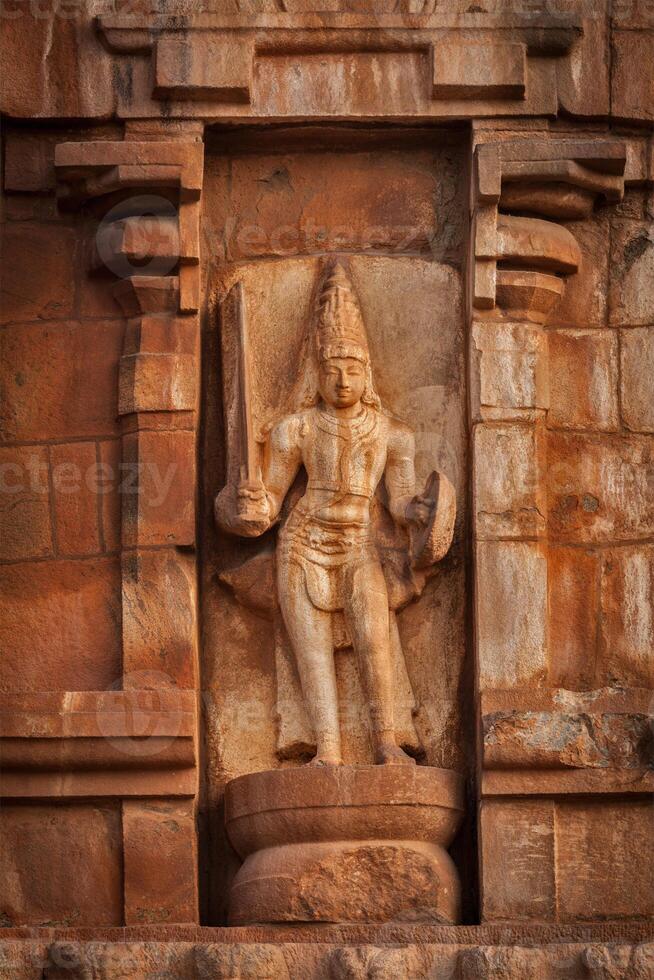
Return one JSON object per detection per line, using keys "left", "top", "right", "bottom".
{"left": 345, "top": 562, "right": 415, "bottom": 766}
{"left": 278, "top": 562, "right": 342, "bottom": 765}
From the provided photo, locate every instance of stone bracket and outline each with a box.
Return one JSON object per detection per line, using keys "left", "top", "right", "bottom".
{"left": 472, "top": 138, "right": 626, "bottom": 312}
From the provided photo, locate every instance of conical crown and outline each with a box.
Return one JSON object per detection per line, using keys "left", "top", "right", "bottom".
{"left": 315, "top": 262, "right": 369, "bottom": 363}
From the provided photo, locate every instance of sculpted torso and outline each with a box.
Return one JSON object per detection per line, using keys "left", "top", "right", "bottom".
{"left": 258, "top": 405, "right": 417, "bottom": 529}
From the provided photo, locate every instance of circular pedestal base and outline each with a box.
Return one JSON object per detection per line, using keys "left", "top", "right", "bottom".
{"left": 225, "top": 765, "right": 464, "bottom": 925}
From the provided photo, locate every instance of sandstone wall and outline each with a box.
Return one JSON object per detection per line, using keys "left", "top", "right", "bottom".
{"left": 0, "top": 0, "right": 652, "bottom": 951}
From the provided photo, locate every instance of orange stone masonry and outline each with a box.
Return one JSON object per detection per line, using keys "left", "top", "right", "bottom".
{"left": 1, "top": 2, "right": 653, "bottom": 975}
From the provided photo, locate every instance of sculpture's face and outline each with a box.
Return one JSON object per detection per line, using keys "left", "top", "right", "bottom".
{"left": 318, "top": 356, "right": 367, "bottom": 409}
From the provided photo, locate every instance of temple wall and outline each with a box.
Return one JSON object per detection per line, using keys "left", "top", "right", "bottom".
{"left": 0, "top": 1, "right": 652, "bottom": 972}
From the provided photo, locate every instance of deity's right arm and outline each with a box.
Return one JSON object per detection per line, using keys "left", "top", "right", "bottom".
{"left": 214, "top": 413, "right": 303, "bottom": 537}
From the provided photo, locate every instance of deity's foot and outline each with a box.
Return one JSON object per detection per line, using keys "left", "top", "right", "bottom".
{"left": 375, "top": 743, "right": 417, "bottom": 766}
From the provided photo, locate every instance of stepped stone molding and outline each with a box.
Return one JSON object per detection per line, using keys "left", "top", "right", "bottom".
{"left": 97, "top": 8, "right": 584, "bottom": 120}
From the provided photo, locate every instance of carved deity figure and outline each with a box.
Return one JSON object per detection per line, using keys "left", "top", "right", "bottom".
{"left": 216, "top": 262, "right": 455, "bottom": 767}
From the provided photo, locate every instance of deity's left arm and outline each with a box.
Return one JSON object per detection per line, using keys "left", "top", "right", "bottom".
{"left": 384, "top": 422, "right": 417, "bottom": 527}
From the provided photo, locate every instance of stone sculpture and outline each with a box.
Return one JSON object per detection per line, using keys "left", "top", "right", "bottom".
{"left": 215, "top": 260, "right": 456, "bottom": 767}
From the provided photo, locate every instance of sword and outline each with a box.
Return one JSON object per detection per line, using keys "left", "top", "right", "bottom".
{"left": 235, "top": 281, "right": 262, "bottom": 519}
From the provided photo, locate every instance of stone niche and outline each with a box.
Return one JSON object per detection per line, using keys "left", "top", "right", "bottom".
{"left": 199, "top": 127, "right": 473, "bottom": 922}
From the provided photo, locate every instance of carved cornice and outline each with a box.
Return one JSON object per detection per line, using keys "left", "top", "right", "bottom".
{"left": 96, "top": 9, "right": 583, "bottom": 120}
{"left": 0, "top": 691, "right": 196, "bottom": 799}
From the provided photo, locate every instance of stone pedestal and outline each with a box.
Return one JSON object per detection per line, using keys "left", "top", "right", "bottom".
{"left": 224, "top": 766, "right": 464, "bottom": 926}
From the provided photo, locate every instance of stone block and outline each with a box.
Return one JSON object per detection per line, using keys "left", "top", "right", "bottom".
{"left": 547, "top": 432, "right": 654, "bottom": 543}
{"left": 0, "top": 224, "right": 75, "bottom": 325}
{"left": 0, "top": 320, "right": 123, "bottom": 443}
{"left": 121, "top": 430, "right": 195, "bottom": 548}
{"left": 548, "top": 329, "right": 619, "bottom": 431}
{"left": 599, "top": 545, "right": 654, "bottom": 687}
{"left": 49, "top": 442, "right": 102, "bottom": 557}
{"left": 123, "top": 800, "right": 198, "bottom": 925}
{"left": 0, "top": 803, "right": 122, "bottom": 927}
{"left": 122, "top": 548, "right": 196, "bottom": 688}
{"left": 480, "top": 800, "right": 555, "bottom": 922}
{"left": 612, "top": 31, "right": 654, "bottom": 123}
{"left": 556, "top": 9, "right": 610, "bottom": 118}
{"left": 95, "top": 216, "right": 180, "bottom": 278}
{"left": 0, "top": 446, "right": 52, "bottom": 562}
{"left": 155, "top": 35, "right": 253, "bottom": 102}
{"left": 432, "top": 42, "right": 525, "bottom": 100}
{"left": 621, "top": 327, "right": 654, "bottom": 432}
{"left": 471, "top": 320, "right": 548, "bottom": 419}
{"left": 119, "top": 353, "right": 197, "bottom": 416}
{"left": 495, "top": 270, "right": 563, "bottom": 324}
{"left": 547, "top": 207, "right": 610, "bottom": 332}
{"left": 0, "top": 558, "right": 121, "bottom": 693}
{"left": 3, "top": 134, "right": 55, "bottom": 192}
{"left": 473, "top": 424, "right": 545, "bottom": 539}
{"left": 99, "top": 439, "right": 122, "bottom": 554}
{"left": 481, "top": 688, "right": 653, "bottom": 771}
{"left": 0, "top": 6, "right": 114, "bottom": 120}
{"left": 556, "top": 801, "right": 654, "bottom": 920}
{"left": 548, "top": 546, "right": 600, "bottom": 690}
{"left": 226, "top": 148, "right": 449, "bottom": 260}
{"left": 609, "top": 219, "right": 654, "bottom": 326}
{"left": 612, "top": 1, "right": 654, "bottom": 28}
{"left": 476, "top": 541, "right": 548, "bottom": 690}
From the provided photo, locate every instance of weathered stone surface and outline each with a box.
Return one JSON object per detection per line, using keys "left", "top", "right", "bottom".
{"left": 49, "top": 442, "right": 102, "bottom": 557}
{"left": 476, "top": 542, "right": 548, "bottom": 689}
{"left": 98, "top": 439, "right": 122, "bottom": 554}
{"left": 195, "top": 942, "right": 290, "bottom": 980}
{"left": 612, "top": 30, "right": 654, "bottom": 123}
{"left": 471, "top": 320, "right": 548, "bottom": 419}
{"left": 556, "top": 801, "right": 654, "bottom": 921}
{"left": 121, "top": 430, "right": 195, "bottom": 548}
{"left": 482, "top": 699, "right": 653, "bottom": 771}
{"left": 0, "top": 224, "right": 75, "bottom": 325}
{"left": 480, "top": 800, "right": 555, "bottom": 922}
{"left": 548, "top": 330, "right": 619, "bottom": 432}
{"left": 548, "top": 546, "right": 600, "bottom": 689}
{"left": 551, "top": 213, "right": 610, "bottom": 328}
{"left": 0, "top": 558, "right": 121, "bottom": 693}
{"left": 473, "top": 424, "right": 545, "bottom": 538}
{"left": 222, "top": 147, "right": 458, "bottom": 261}
{"left": 0, "top": 803, "right": 122, "bottom": 928}
{"left": 121, "top": 548, "right": 196, "bottom": 688}
{"left": 0, "top": 320, "right": 123, "bottom": 443}
{"left": 609, "top": 219, "right": 654, "bottom": 326}
{"left": 0, "top": 446, "right": 52, "bottom": 562}
{"left": 123, "top": 800, "right": 198, "bottom": 926}
{"left": 621, "top": 327, "right": 654, "bottom": 432}
{"left": 600, "top": 546, "right": 654, "bottom": 688}
{"left": 547, "top": 432, "right": 654, "bottom": 543}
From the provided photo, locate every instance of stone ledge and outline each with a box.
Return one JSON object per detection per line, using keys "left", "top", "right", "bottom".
{"left": 0, "top": 690, "right": 197, "bottom": 798}
{"left": 1, "top": 934, "right": 652, "bottom": 980}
